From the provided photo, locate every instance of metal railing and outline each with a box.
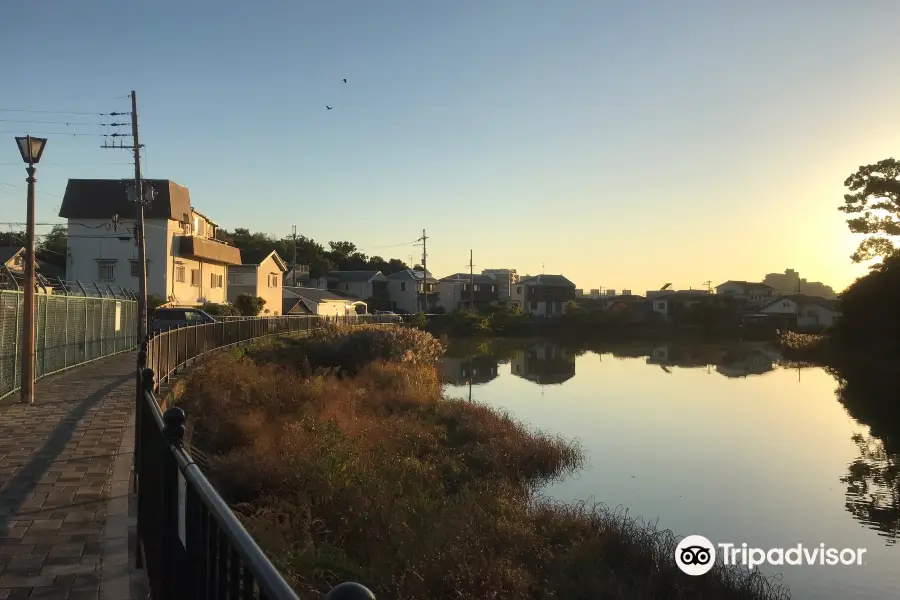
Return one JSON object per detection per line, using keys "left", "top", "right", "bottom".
{"left": 0, "top": 289, "right": 138, "bottom": 401}
{"left": 135, "top": 315, "right": 388, "bottom": 600}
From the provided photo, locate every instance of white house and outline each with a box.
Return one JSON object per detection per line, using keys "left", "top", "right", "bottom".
{"left": 758, "top": 294, "right": 841, "bottom": 329}
{"left": 227, "top": 250, "right": 287, "bottom": 316}
{"left": 715, "top": 280, "right": 777, "bottom": 306}
{"left": 386, "top": 269, "right": 439, "bottom": 313}
{"left": 282, "top": 286, "right": 363, "bottom": 316}
{"left": 59, "top": 179, "right": 241, "bottom": 306}
{"left": 508, "top": 274, "right": 576, "bottom": 316}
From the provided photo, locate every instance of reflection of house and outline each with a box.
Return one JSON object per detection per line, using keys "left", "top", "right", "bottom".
{"left": 509, "top": 274, "right": 576, "bottom": 317}
{"left": 386, "top": 269, "right": 439, "bottom": 313}
{"left": 282, "top": 286, "right": 364, "bottom": 316}
{"left": 227, "top": 250, "right": 287, "bottom": 315}
{"left": 715, "top": 350, "right": 774, "bottom": 378}
{"left": 645, "top": 344, "right": 717, "bottom": 368}
{"left": 510, "top": 342, "right": 576, "bottom": 384}
{"left": 440, "top": 356, "right": 499, "bottom": 385}
{"left": 438, "top": 273, "right": 499, "bottom": 311}
{"left": 757, "top": 295, "right": 841, "bottom": 329}
{"left": 715, "top": 281, "right": 778, "bottom": 306}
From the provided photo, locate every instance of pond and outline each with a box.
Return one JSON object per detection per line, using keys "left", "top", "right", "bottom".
{"left": 441, "top": 339, "right": 900, "bottom": 600}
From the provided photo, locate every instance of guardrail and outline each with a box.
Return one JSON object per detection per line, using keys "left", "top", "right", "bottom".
{"left": 135, "top": 315, "right": 386, "bottom": 600}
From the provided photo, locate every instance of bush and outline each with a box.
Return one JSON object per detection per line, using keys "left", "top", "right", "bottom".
{"left": 235, "top": 293, "right": 266, "bottom": 316}
{"left": 174, "top": 329, "right": 790, "bottom": 600}
{"left": 147, "top": 293, "right": 166, "bottom": 311}
{"left": 201, "top": 301, "right": 240, "bottom": 317}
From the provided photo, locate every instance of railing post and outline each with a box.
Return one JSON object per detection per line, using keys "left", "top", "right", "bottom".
{"left": 135, "top": 343, "right": 147, "bottom": 495}
{"left": 162, "top": 406, "right": 187, "bottom": 600}
{"left": 136, "top": 367, "right": 156, "bottom": 572}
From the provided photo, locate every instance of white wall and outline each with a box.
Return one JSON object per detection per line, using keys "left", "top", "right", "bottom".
{"left": 438, "top": 281, "right": 463, "bottom": 311}
{"left": 315, "top": 299, "right": 351, "bottom": 316}
{"left": 761, "top": 298, "right": 838, "bottom": 328}
{"left": 336, "top": 280, "right": 372, "bottom": 299}
{"left": 67, "top": 217, "right": 228, "bottom": 306}
{"left": 387, "top": 278, "right": 419, "bottom": 313}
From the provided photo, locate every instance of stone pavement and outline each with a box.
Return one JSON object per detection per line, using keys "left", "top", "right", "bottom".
{"left": 0, "top": 353, "right": 146, "bottom": 600}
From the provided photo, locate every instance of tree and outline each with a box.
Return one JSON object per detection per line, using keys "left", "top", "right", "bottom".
{"left": 0, "top": 230, "right": 24, "bottom": 247}
{"left": 840, "top": 158, "right": 900, "bottom": 263}
{"left": 234, "top": 293, "right": 266, "bottom": 316}
{"left": 37, "top": 224, "right": 67, "bottom": 267}
{"left": 831, "top": 252, "right": 900, "bottom": 355}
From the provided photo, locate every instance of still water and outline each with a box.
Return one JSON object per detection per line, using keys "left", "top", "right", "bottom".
{"left": 441, "top": 340, "right": 899, "bottom": 600}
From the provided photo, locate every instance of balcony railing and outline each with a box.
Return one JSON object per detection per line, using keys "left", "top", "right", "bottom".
{"left": 176, "top": 235, "right": 242, "bottom": 265}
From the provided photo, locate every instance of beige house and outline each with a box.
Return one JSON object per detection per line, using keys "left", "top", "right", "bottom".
{"left": 227, "top": 250, "right": 287, "bottom": 316}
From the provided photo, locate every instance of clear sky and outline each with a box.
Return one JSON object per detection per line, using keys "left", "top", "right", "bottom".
{"left": 1, "top": 1, "right": 897, "bottom": 293}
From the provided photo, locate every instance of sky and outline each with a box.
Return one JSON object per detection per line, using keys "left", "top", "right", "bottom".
{"left": 1, "top": 1, "right": 897, "bottom": 294}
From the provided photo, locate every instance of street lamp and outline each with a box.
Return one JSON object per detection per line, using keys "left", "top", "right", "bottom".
{"left": 15, "top": 135, "right": 47, "bottom": 405}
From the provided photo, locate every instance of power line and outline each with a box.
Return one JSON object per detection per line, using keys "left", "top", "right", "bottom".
{"left": 0, "top": 129, "right": 106, "bottom": 137}
{"left": 0, "top": 108, "right": 108, "bottom": 116}
{"left": 0, "top": 118, "right": 128, "bottom": 127}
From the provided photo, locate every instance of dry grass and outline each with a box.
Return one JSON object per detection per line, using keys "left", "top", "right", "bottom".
{"left": 175, "top": 328, "right": 790, "bottom": 600}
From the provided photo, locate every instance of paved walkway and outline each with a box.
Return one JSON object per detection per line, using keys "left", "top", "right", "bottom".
{"left": 0, "top": 353, "right": 145, "bottom": 600}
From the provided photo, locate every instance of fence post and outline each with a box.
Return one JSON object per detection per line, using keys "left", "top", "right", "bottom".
{"left": 161, "top": 406, "right": 186, "bottom": 600}
{"left": 136, "top": 366, "right": 156, "bottom": 572}
{"left": 135, "top": 343, "right": 147, "bottom": 495}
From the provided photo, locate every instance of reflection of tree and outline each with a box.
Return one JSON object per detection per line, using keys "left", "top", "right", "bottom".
{"left": 715, "top": 350, "right": 774, "bottom": 378}
{"left": 841, "top": 433, "right": 899, "bottom": 545}
{"left": 440, "top": 356, "right": 499, "bottom": 386}
{"left": 830, "top": 362, "right": 900, "bottom": 544}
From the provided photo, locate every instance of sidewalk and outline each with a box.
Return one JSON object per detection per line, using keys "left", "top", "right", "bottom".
{"left": 0, "top": 353, "right": 146, "bottom": 600}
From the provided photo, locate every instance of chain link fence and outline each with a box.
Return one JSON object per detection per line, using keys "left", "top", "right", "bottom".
{"left": 0, "top": 289, "right": 138, "bottom": 401}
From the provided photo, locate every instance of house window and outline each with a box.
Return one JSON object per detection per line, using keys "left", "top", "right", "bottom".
{"left": 191, "top": 269, "right": 201, "bottom": 287}
{"left": 210, "top": 273, "right": 223, "bottom": 288}
{"left": 13, "top": 256, "right": 22, "bottom": 267}
{"left": 131, "top": 262, "right": 139, "bottom": 277}
{"left": 516, "top": 286, "right": 522, "bottom": 294}
{"left": 473, "top": 285, "right": 480, "bottom": 292}
{"left": 344, "top": 283, "right": 349, "bottom": 291}
{"left": 270, "top": 274, "right": 279, "bottom": 287}
{"left": 400, "top": 282, "right": 406, "bottom": 291}
{"left": 654, "top": 301, "right": 666, "bottom": 310}
{"left": 782, "top": 301, "right": 790, "bottom": 308}
{"left": 530, "top": 299, "right": 538, "bottom": 309}
{"left": 176, "top": 265, "right": 186, "bottom": 283}
{"left": 98, "top": 262, "right": 115, "bottom": 281}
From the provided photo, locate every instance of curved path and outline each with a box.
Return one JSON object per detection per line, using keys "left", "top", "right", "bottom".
{"left": 0, "top": 353, "right": 146, "bottom": 600}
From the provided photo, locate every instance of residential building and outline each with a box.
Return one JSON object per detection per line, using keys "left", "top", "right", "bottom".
{"left": 283, "top": 264, "right": 312, "bottom": 287}
{"left": 575, "top": 288, "right": 584, "bottom": 297}
{"left": 386, "top": 269, "right": 439, "bottom": 313}
{"left": 509, "top": 274, "right": 576, "bottom": 316}
{"left": 763, "top": 269, "right": 837, "bottom": 299}
{"left": 322, "top": 270, "right": 389, "bottom": 304}
{"left": 282, "top": 286, "right": 364, "bottom": 316}
{"left": 715, "top": 280, "right": 778, "bottom": 306}
{"left": 481, "top": 268, "right": 519, "bottom": 302}
{"left": 59, "top": 179, "right": 241, "bottom": 306}
{"left": 437, "top": 273, "right": 500, "bottom": 311}
{"left": 648, "top": 290, "right": 712, "bottom": 321}
{"left": 0, "top": 247, "right": 26, "bottom": 274}
{"left": 758, "top": 294, "right": 841, "bottom": 329}
{"left": 227, "top": 250, "right": 287, "bottom": 316}
{"left": 589, "top": 289, "right": 601, "bottom": 299}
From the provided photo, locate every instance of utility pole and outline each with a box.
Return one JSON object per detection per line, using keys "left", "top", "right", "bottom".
{"left": 416, "top": 229, "right": 428, "bottom": 313}
{"left": 468, "top": 249, "right": 475, "bottom": 309}
{"left": 291, "top": 225, "right": 298, "bottom": 285}
{"left": 102, "top": 90, "right": 147, "bottom": 341}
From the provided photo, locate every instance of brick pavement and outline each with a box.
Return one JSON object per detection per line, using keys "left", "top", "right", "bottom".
{"left": 0, "top": 354, "right": 145, "bottom": 600}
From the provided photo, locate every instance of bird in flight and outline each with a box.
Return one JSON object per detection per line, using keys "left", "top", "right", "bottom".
{"left": 342, "top": 78, "right": 347, "bottom": 83}
{"left": 326, "top": 106, "right": 333, "bottom": 110}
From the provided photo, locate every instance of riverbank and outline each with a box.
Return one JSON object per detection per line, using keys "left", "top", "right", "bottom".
{"left": 175, "top": 325, "right": 789, "bottom": 599}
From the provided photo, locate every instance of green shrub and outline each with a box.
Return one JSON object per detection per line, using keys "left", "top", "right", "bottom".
{"left": 202, "top": 301, "right": 240, "bottom": 316}
{"left": 235, "top": 293, "right": 266, "bottom": 316}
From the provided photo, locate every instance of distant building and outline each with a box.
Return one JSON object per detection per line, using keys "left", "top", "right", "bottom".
{"left": 757, "top": 294, "right": 841, "bottom": 330}
{"left": 715, "top": 281, "right": 778, "bottom": 306}
{"left": 622, "top": 289, "right": 632, "bottom": 295}
{"left": 589, "top": 288, "right": 601, "bottom": 299}
{"left": 438, "top": 273, "right": 499, "bottom": 311}
{"left": 227, "top": 250, "right": 287, "bottom": 315}
{"left": 605, "top": 289, "right": 616, "bottom": 296}
{"left": 481, "top": 268, "right": 519, "bottom": 302}
{"left": 386, "top": 269, "right": 439, "bottom": 313}
{"left": 763, "top": 269, "right": 837, "bottom": 299}
{"left": 509, "top": 274, "right": 576, "bottom": 316}
{"left": 575, "top": 288, "right": 584, "bottom": 297}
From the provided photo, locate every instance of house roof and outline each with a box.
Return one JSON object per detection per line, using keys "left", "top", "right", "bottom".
{"left": 0, "top": 247, "right": 24, "bottom": 264}
{"left": 240, "top": 250, "right": 288, "bottom": 271}
{"left": 760, "top": 294, "right": 840, "bottom": 312}
{"left": 387, "top": 268, "right": 436, "bottom": 282}
{"left": 520, "top": 274, "right": 575, "bottom": 287}
{"left": 439, "top": 272, "right": 497, "bottom": 284}
{"left": 716, "top": 280, "right": 776, "bottom": 290}
{"left": 283, "top": 286, "right": 349, "bottom": 303}
{"left": 326, "top": 270, "right": 386, "bottom": 283}
{"left": 59, "top": 179, "right": 193, "bottom": 221}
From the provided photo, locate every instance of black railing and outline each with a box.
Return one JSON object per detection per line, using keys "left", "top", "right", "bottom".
{"left": 135, "top": 314, "right": 387, "bottom": 600}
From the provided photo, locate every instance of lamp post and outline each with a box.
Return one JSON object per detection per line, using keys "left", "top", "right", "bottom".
{"left": 14, "top": 135, "right": 47, "bottom": 405}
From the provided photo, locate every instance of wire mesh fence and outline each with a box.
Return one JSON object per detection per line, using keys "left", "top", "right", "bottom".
{"left": 0, "top": 289, "right": 138, "bottom": 400}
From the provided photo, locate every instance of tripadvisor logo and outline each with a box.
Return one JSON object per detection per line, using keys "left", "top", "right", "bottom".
{"left": 674, "top": 534, "right": 868, "bottom": 575}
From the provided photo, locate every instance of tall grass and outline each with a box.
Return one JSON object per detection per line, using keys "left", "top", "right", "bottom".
{"left": 175, "top": 327, "right": 789, "bottom": 600}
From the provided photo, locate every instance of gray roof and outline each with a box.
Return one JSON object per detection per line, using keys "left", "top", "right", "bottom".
{"left": 240, "top": 250, "right": 287, "bottom": 270}
{"left": 387, "top": 268, "right": 436, "bottom": 282}
{"left": 440, "top": 272, "right": 497, "bottom": 284}
{"left": 327, "top": 270, "right": 386, "bottom": 283}
{"left": 0, "top": 247, "right": 24, "bottom": 264}
{"left": 760, "top": 294, "right": 840, "bottom": 312}
{"left": 60, "top": 179, "right": 193, "bottom": 220}
{"left": 716, "top": 280, "right": 776, "bottom": 290}
{"left": 520, "top": 274, "right": 575, "bottom": 287}
{"left": 283, "top": 287, "right": 348, "bottom": 303}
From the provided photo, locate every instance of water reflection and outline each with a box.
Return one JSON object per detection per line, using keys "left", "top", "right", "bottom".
{"left": 510, "top": 342, "right": 576, "bottom": 385}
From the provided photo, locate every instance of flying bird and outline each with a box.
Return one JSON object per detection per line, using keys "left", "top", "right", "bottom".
{"left": 326, "top": 106, "right": 333, "bottom": 110}
{"left": 342, "top": 79, "right": 347, "bottom": 83}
